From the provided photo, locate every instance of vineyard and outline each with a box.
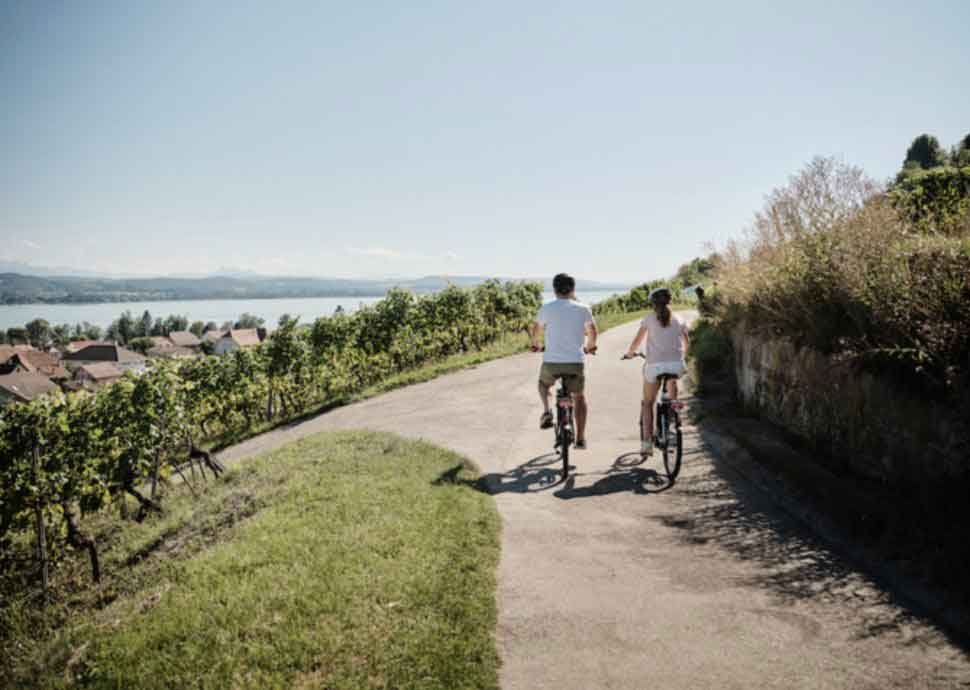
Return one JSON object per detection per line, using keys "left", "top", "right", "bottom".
{"left": 0, "top": 281, "right": 541, "bottom": 598}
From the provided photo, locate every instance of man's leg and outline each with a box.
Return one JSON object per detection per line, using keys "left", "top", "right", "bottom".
{"left": 538, "top": 364, "right": 555, "bottom": 428}
{"left": 538, "top": 380, "right": 552, "bottom": 414}
{"left": 574, "top": 392, "right": 588, "bottom": 442}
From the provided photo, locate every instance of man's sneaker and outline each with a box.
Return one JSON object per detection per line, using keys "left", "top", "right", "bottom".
{"left": 540, "top": 411, "right": 554, "bottom": 429}
{"left": 575, "top": 439, "right": 587, "bottom": 450}
{"left": 641, "top": 440, "right": 653, "bottom": 456}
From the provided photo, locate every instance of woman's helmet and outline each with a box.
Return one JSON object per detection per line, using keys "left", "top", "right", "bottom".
{"left": 649, "top": 287, "right": 672, "bottom": 304}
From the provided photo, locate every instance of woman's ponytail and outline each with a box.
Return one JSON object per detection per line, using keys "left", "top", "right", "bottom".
{"left": 649, "top": 286, "right": 673, "bottom": 327}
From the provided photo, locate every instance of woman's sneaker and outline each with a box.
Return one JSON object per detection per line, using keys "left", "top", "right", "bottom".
{"left": 641, "top": 440, "right": 653, "bottom": 456}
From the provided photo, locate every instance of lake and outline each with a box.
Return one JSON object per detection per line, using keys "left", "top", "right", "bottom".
{"left": 0, "top": 290, "right": 624, "bottom": 332}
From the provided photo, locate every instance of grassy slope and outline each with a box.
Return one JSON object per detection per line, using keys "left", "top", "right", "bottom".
{"left": 8, "top": 432, "right": 500, "bottom": 690}
{"left": 4, "top": 309, "right": 651, "bottom": 688}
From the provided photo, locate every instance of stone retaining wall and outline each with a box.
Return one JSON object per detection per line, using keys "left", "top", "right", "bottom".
{"left": 731, "top": 326, "right": 963, "bottom": 485}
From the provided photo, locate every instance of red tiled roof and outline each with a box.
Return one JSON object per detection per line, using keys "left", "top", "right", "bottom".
{"left": 2, "top": 351, "right": 70, "bottom": 379}
{"left": 77, "top": 362, "right": 124, "bottom": 381}
{"left": 65, "top": 340, "right": 107, "bottom": 353}
{"left": 0, "top": 372, "right": 59, "bottom": 402}
{"left": 168, "top": 331, "right": 202, "bottom": 347}
{"left": 147, "top": 346, "right": 196, "bottom": 359}
{"left": 225, "top": 329, "right": 262, "bottom": 347}
{"left": 63, "top": 344, "right": 145, "bottom": 364}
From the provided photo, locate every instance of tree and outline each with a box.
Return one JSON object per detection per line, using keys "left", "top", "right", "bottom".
{"left": 903, "top": 134, "right": 948, "bottom": 172}
{"left": 50, "top": 324, "right": 72, "bottom": 347}
{"left": 24, "top": 319, "right": 51, "bottom": 348}
{"left": 955, "top": 133, "right": 970, "bottom": 167}
{"left": 234, "top": 313, "right": 265, "bottom": 329}
{"left": 127, "top": 337, "right": 156, "bottom": 355}
{"left": 107, "top": 311, "right": 135, "bottom": 344}
{"left": 139, "top": 311, "right": 154, "bottom": 338}
{"left": 78, "top": 322, "right": 103, "bottom": 341}
{"left": 6, "top": 327, "right": 29, "bottom": 344}
{"left": 164, "top": 315, "right": 189, "bottom": 334}
{"left": 189, "top": 321, "right": 206, "bottom": 337}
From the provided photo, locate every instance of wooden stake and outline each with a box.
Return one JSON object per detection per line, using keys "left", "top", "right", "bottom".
{"left": 32, "top": 445, "right": 49, "bottom": 601}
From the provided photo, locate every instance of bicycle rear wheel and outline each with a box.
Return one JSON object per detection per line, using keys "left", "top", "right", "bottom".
{"left": 662, "top": 409, "right": 683, "bottom": 479}
{"left": 560, "top": 421, "right": 570, "bottom": 478}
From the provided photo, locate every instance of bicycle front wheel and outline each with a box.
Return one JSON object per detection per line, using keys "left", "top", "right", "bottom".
{"left": 662, "top": 410, "right": 683, "bottom": 479}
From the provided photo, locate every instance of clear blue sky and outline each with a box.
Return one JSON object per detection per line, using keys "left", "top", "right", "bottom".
{"left": 2, "top": 1, "right": 968, "bottom": 282}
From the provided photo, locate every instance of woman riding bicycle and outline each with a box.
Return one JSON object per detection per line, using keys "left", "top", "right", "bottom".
{"left": 623, "top": 287, "right": 689, "bottom": 456}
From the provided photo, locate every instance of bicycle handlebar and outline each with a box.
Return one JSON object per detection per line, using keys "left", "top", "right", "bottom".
{"left": 530, "top": 346, "right": 598, "bottom": 355}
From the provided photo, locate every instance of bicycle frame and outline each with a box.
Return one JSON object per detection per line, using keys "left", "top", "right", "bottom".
{"left": 624, "top": 354, "right": 685, "bottom": 479}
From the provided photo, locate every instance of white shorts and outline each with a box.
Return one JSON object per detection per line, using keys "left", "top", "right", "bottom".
{"left": 643, "top": 360, "right": 685, "bottom": 384}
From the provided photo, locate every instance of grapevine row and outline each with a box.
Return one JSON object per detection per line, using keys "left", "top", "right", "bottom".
{"left": 0, "top": 281, "right": 542, "bottom": 592}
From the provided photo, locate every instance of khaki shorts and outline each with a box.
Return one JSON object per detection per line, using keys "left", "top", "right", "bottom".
{"left": 539, "top": 362, "right": 585, "bottom": 395}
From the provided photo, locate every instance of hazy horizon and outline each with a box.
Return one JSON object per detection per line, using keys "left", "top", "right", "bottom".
{"left": 3, "top": 2, "right": 968, "bottom": 282}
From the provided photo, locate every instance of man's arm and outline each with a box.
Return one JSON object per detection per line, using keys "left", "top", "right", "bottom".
{"left": 585, "top": 320, "right": 598, "bottom": 352}
{"left": 530, "top": 321, "right": 543, "bottom": 350}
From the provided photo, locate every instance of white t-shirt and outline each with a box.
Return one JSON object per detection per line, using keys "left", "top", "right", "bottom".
{"left": 640, "top": 312, "right": 688, "bottom": 365}
{"left": 537, "top": 298, "right": 595, "bottom": 363}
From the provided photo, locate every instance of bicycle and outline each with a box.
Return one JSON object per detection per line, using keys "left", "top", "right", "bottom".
{"left": 622, "top": 353, "right": 684, "bottom": 480}
{"left": 532, "top": 346, "right": 596, "bottom": 480}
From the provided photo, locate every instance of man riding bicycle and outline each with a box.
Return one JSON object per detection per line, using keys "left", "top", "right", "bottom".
{"left": 530, "top": 273, "right": 598, "bottom": 449}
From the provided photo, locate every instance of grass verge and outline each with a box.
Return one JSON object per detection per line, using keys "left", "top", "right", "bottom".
{"left": 4, "top": 431, "right": 501, "bottom": 690}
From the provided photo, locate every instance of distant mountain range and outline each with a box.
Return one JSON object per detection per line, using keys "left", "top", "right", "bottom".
{"left": 0, "top": 268, "right": 631, "bottom": 305}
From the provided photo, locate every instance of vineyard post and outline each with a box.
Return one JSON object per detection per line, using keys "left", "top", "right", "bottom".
{"left": 150, "top": 447, "right": 161, "bottom": 501}
{"left": 32, "top": 444, "right": 49, "bottom": 601}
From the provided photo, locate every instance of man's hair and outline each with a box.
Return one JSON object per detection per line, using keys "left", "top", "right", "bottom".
{"left": 552, "top": 273, "right": 576, "bottom": 296}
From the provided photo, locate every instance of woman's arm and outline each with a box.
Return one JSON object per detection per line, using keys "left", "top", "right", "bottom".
{"left": 626, "top": 325, "right": 647, "bottom": 356}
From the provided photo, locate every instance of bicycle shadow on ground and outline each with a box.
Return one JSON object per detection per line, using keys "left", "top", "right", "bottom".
{"left": 553, "top": 452, "right": 674, "bottom": 500}
{"left": 434, "top": 453, "right": 567, "bottom": 494}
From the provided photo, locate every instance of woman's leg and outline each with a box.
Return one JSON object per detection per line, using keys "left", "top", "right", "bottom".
{"left": 667, "top": 377, "right": 678, "bottom": 401}
{"left": 642, "top": 380, "right": 659, "bottom": 448}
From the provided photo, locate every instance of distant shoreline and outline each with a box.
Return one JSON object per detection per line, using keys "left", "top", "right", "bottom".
{"left": 0, "top": 291, "right": 394, "bottom": 308}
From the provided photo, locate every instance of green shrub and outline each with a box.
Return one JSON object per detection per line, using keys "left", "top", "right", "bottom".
{"left": 687, "top": 318, "right": 733, "bottom": 381}
{"left": 890, "top": 165, "right": 970, "bottom": 235}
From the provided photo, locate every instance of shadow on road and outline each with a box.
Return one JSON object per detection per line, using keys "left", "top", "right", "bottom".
{"left": 553, "top": 452, "right": 675, "bottom": 499}
{"left": 435, "top": 453, "right": 566, "bottom": 494}
{"left": 663, "top": 423, "right": 970, "bottom": 656}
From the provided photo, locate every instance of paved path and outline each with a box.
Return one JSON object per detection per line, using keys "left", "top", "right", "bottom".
{"left": 219, "top": 317, "right": 970, "bottom": 689}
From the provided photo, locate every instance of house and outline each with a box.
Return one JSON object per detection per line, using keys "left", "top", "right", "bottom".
{"left": 147, "top": 345, "right": 197, "bottom": 360}
{"left": 0, "top": 350, "right": 70, "bottom": 381}
{"left": 202, "top": 329, "right": 224, "bottom": 345}
{"left": 150, "top": 336, "right": 175, "bottom": 349}
{"left": 213, "top": 329, "right": 264, "bottom": 355}
{"left": 167, "top": 330, "right": 202, "bottom": 349}
{"left": 74, "top": 362, "right": 124, "bottom": 387}
{"left": 62, "top": 343, "right": 147, "bottom": 373}
{"left": 65, "top": 340, "right": 105, "bottom": 354}
{"left": 0, "top": 372, "right": 60, "bottom": 405}
{"left": 0, "top": 345, "right": 17, "bottom": 362}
